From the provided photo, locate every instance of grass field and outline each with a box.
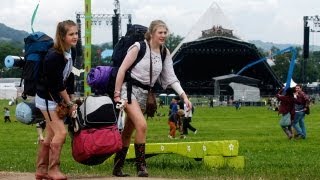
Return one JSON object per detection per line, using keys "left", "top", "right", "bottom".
{"left": 0, "top": 99, "right": 320, "bottom": 179}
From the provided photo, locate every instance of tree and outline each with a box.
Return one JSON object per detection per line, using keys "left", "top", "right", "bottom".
{"left": 165, "top": 33, "right": 183, "bottom": 52}
{"left": 304, "top": 50, "right": 320, "bottom": 83}
{"left": 0, "top": 41, "right": 24, "bottom": 78}
{"left": 269, "top": 46, "right": 312, "bottom": 83}
{"left": 272, "top": 52, "right": 292, "bottom": 83}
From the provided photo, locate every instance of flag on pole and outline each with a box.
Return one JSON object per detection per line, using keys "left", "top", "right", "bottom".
{"left": 31, "top": 0, "right": 40, "bottom": 33}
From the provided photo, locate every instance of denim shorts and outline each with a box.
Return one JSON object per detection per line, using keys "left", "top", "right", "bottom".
{"left": 121, "top": 82, "right": 148, "bottom": 109}
{"left": 35, "top": 94, "right": 57, "bottom": 111}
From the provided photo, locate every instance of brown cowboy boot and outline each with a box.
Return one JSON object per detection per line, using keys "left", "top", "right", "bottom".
{"left": 35, "top": 141, "right": 50, "bottom": 180}
{"left": 112, "top": 147, "right": 130, "bottom": 177}
{"left": 134, "top": 143, "right": 148, "bottom": 177}
{"left": 48, "top": 143, "right": 67, "bottom": 180}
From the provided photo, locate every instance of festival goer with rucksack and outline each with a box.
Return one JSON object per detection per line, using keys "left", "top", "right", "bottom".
{"left": 276, "top": 87, "right": 295, "bottom": 139}
{"left": 112, "top": 20, "right": 192, "bottom": 177}
{"left": 292, "top": 84, "right": 310, "bottom": 139}
{"left": 34, "top": 20, "right": 78, "bottom": 180}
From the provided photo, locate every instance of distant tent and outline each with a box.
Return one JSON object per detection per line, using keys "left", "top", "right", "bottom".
{"left": 0, "top": 83, "right": 18, "bottom": 100}
{"left": 229, "top": 82, "right": 260, "bottom": 102}
{"left": 283, "top": 79, "right": 297, "bottom": 88}
{"left": 213, "top": 74, "right": 261, "bottom": 102}
{"left": 172, "top": 2, "right": 243, "bottom": 56}
{"left": 101, "top": 49, "right": 113, "bottom": 58}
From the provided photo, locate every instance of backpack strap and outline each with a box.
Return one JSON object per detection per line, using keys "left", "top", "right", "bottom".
{"left": 126, "top": 41, "right": 146, "bottom": 104}
{"left": 160, "top": 45, "right": 167, "bottom": 62}
{"left": 129, "top": 41, "right": 146, "bottom": 70}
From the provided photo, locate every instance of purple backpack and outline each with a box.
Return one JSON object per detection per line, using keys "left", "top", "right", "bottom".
{"left": 87, "top": 66, "right": 113, "bottom": 95}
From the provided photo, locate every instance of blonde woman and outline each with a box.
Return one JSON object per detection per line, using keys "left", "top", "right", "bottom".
{"left": 113, "top": 20, "right": 192, "bottom": 177}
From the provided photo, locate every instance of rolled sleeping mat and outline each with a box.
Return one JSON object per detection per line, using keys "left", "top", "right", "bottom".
{"left": 4, "top": 55, "right": 25, "bottom": 68}
{"left": 15, "top": 101, "right": 44, "bottom": 125}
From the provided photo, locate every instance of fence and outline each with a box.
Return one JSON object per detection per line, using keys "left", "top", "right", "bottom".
{"left": 158, "top": 94, "right": 268, "bottom": 107}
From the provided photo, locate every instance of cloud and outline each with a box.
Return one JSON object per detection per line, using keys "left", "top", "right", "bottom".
{"left": 1, "top": 0, "right": 320, "bottom": 45}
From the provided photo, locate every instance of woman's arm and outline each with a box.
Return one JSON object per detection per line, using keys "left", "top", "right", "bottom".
{"left": 180, "top": 92, "right": 192, "bottom": 111}
{"left": 59, "top": 90, "right": 72, "bottom": 104}
{"left": 158, "top": 49, "right": 181, "bottom": 89}
{"left": 59, "top": 89, "right": 77, "bottom": 113}
{"left": 114, "top": 46, "right": 139, "bottom": 99}
{"left": 170, "top": 82, "right": 192, "bottom": 111}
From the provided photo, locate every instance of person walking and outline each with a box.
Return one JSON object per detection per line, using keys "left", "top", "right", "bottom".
{"left": 235, "top": 99, "right": 241, "bottom": 110}
{"left": 209, "top": 98, "right": 214, "bottom": 108}
{"left": 276, "top": 87, "right": 295, "bottom": 139}
{"left": 181, "top": 102, "right": 197, "bottom": 138}
{"left": 112, "top": 20, "right": 192, "bottom": 177}
{"left": 292, "top": 84, "right": 310, "bottom": 139}
{"left": 168, "top": 97, "right": 178, "bottom": 116}
{"left": 168, "top": 109, "right": 185, "bottom": 139}
{"left": 4, "top": 107, "right": 11, "bottom": 123}
{"left": 34, "top": 20, "right": 78, "bottom": 180}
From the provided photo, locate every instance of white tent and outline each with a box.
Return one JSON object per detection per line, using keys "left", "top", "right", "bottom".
{"left": 0, "top": 83, "right": 18, "bottom": 100}
{"left": 172, "top": 2, "right": 243, "bottom": 56}
{"left": 283, "top": 79, "right": 297, "bottom": 88}
{"left": 229, "top": 82, "right": 260, "bottom": 102}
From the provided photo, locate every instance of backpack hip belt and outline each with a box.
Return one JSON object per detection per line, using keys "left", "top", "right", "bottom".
{"left": 126, "top": 78, "right": 152, "bottom": 103}
{"left": 129, "top": 78, "right": 151, "bottom": 91}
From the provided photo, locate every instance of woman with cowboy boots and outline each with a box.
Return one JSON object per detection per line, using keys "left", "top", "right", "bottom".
{"left": 113, "top": 20, "right": 192, "bottom": 177}
{"left": 34, "top": 20, "right": 78, "bottom": 180}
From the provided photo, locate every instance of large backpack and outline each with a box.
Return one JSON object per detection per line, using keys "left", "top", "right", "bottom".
{"left": 111, "top": 24, "right": 148, "bottom": 68}
{"left": 22, "top": 32, "right": 54, "bottom": 99}
{"left": 104, "top": 24, "right": 166, "bottom": 100}
{"left": 87, "top": 25, "right": 147, "bottom": 96}
{"left": 106, "top": 24, "right": 148, "bottom": 98}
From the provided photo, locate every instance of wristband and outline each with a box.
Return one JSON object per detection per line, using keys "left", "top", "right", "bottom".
{"left": 114, "top": 95, "right": 120, "bottom": 98}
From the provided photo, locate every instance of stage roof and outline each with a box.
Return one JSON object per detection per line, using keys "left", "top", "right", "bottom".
{"left": 212, "top": 74, "right": 260, "bottom": 86}
{"left": 171, "top": 36, "right": 282, "bottom": 95}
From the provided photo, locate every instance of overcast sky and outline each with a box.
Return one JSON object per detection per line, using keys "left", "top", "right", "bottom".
{"left": 1, "top": 0, "right": 320, "bottom": 45}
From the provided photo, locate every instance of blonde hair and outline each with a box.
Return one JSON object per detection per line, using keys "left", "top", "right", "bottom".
{"left": 53, "top": 20, "right": 77, "bottom": 54}
{"left": 144, "top": 20, "right": 169, "bottom": 42}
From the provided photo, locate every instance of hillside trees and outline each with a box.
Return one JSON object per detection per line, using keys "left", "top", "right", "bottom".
{"left": 0, "top": 41, "right": 24, "bottom": 78}
{"left": 165, "top": 33, "right": 183, "bottom": 52}
{"left": 270, "top": 46, "right": 320, "bottom": 83}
